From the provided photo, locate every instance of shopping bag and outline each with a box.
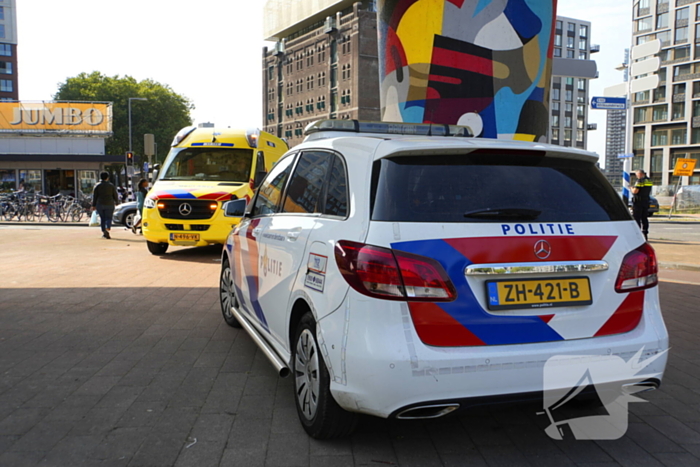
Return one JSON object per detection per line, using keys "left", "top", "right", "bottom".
{"left": 89, "top": 210, "right": 100, "bottom": 227}
{"left": 132, "top": 211, "right": 142, "bottom": 229}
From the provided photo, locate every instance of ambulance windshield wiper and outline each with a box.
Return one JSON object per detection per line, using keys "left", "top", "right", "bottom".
{"left": 463, "top": 208, "right": 542, "bottom": 220}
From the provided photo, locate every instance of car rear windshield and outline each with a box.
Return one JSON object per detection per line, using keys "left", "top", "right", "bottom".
{"left": 159, "top": 147, "right": 253, "bottom": 182}
{"left": 370, "top": 153, "right": 630, "bottom": 223}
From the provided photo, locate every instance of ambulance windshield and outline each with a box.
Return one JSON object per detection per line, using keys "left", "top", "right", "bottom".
{"left": 160, "top": 147, "right": 253, "bottom": 182}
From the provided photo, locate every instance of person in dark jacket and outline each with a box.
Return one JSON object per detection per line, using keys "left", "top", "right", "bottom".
{"left": 92, "top": 172, "right": 119, "bottom": 239}
{"left": 632, "top": 169, "right": 653, "bottom": 240}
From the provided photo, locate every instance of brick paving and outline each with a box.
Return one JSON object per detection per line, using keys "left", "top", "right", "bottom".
{"left": 0, "top": 225, "right": 698, "bottom": 466}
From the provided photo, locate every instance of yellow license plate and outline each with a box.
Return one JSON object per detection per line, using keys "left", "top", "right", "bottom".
{"left": 170, "top": 233, "right": 200, "bottom": 243}
{"left": 486, "top": 277, "right": 591, "bottom": 311}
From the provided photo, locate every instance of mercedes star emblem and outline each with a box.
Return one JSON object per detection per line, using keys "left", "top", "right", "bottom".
{"left": 534, "top": 240, "right": 552, "bottom": 260}
{"left": 179, "top": 203, "right": 193, "bottom": 216}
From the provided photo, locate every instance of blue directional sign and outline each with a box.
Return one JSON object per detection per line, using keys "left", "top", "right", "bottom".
{"left": 591, "top": 97, "right": 627, "bottom": 110}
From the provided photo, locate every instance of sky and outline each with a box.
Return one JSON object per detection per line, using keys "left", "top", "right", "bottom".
{"left": 17, "top": 0, "right": 631, "bottom": 164}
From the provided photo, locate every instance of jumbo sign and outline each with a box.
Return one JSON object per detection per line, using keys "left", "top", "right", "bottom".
{"left": 0, "top": 102, "right": 112, "bottom": 134}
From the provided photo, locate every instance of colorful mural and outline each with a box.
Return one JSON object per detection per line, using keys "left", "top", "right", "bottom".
{"left": 377, "top": 0, "right": 557, "bottom": 141}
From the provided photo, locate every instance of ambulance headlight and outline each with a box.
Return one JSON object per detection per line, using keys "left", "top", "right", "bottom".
{"left": 144, "top": 198, "right": 156, "bottom": 209}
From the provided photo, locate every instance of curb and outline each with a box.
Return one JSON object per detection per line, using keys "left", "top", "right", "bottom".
{"left": 659, "top": 262, "right": 700, "bottom": 272}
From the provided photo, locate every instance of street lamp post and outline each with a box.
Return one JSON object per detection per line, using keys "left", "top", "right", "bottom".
{"left": 127, "top": 97, "right": 148, "bottom": 201}
{"left": 128, "top": 97, "right": 148, "bottom": 153}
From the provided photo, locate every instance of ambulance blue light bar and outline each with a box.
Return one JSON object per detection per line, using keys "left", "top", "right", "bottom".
{"left": 304, "top": 119, "right": 473, "bottom": 137}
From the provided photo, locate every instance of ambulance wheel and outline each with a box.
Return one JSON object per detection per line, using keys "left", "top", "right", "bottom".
{"left": 292, "top": 312, "right": 358, "bottom": 439}
{"left": 147, "top": 241, "right": 168, "bottom": 255}
{"left": 219, "top": 259, "right": 241, "bottom": 328}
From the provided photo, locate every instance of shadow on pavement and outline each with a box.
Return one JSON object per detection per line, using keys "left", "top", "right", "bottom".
{"left": 158, "top": 244, "right": 224, "bottom": 264}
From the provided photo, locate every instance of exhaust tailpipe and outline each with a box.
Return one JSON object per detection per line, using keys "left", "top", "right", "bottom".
{"left": 396, "top": 404, "right": 460, "bottom": 420}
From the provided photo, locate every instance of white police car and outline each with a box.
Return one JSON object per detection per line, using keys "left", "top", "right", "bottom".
{"left": 219, "top": 120, "right": 669, "bottom": 439}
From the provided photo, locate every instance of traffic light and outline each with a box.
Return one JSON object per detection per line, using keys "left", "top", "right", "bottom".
{"left": 125, "top": 151, "right": 134, "bottom": 166}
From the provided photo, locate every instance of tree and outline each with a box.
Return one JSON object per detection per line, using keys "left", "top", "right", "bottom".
{"left": 53, "top": 72, "right": 194, "bottom": 165}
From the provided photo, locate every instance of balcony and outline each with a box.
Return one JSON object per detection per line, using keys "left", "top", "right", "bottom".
{"left": 673, "top": 93, "right": 686, "bottom": 103}
{"left": 590, "top": 44, "right": 600, "bottom": 54}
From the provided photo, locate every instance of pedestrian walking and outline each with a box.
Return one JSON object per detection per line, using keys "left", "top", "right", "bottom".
{"left": 632, "top": 169, "right": 653, "bottom": 240}
{"left": 132, "top": 178, "right": 148, "bottom": 234}
{"left": 92, "top": 172, "right": 119, "bottom": 239}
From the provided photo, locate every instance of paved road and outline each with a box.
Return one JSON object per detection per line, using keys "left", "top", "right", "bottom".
{"left": 0, "top": 226, "right": 698, "bottom": 466}
{"left": 649, "top": 221, "right": 700, "bottom": 243}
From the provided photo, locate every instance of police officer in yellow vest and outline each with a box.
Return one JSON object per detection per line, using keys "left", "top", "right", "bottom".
{"left": 632, "top": 169, "right": 653, "bottom": 240}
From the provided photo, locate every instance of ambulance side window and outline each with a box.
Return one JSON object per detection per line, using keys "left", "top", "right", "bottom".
{"left": 251, "top": 155, "right": 295, "bottom": 216}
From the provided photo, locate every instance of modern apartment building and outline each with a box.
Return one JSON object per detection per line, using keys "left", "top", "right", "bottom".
{"left": 631, "top": 0, "right": 700, "bottom": 186}
{"left": 262, "top": 0, "right": 380, "bottom": 146}
{"left": 0, "top": 0, "right": 17, "bottom": 101}
{"left": 550, "top": 16, "right": 598, "bottom": 149}
{"left": 605, "top": 109, "right": 627, "bottom": 188}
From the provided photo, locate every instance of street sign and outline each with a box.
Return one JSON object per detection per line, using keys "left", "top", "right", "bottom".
{"left": 673, "top": 158, "right": 697, "bottom": 176}
{"left": 591, "top": 97, "right": 627, "bottom": 110}
{"left": 630, "top": 75, "right": 660, "bottom": 93}
{"left": 631, "top": 39, "right": 661, "bottom": 60}
{"left": 617, "top": 153, "right": 634, "bottom": 159}
{"left": 631, "top": 57, "right": 661, "bottom": 78}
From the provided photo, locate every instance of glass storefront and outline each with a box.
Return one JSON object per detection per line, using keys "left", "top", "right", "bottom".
{"left": 0, "top": 168, "right": 16, "bottom": 192}
{"left": 78, "top": 170, "right": 98, "bottom": 196}
{"left": 18, "top": 169, "right": 42, "bottom": 193}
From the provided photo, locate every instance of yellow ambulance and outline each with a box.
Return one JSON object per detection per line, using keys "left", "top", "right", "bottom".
{"left": 142, "top": 126, "right": 288, "bottom": 255}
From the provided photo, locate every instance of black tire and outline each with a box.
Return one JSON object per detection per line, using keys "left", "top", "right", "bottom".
{"left": 68, "top": 204, "right": 83, "bottom": 222}
{"left": 147, "top": 241, "right": 168, "bottom": 255}
{"left": 293, "top": 312, "right": 358, "bottom": 439}
{"left": 124, "top": 210, "right": 136, "bottom": 229}
{"left": 219, "top": 258, "right": 241, "bottom": 328}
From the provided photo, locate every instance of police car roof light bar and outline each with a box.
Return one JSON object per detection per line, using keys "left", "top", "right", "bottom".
{"left": 304, "top": 119, "right": 474, "bottom": 138}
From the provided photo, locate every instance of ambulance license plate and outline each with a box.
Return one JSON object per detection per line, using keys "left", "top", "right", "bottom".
{"left": 170, "top": 233, "right": 200, "bottom": 243}
{"left": 486, "top": 277, "right": 592, "bottom": 311}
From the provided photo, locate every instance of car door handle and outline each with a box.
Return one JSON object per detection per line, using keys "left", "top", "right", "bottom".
{"left": 252, "top": 227, "right": 262, "bottom": 237}
{"left": 287, "top": 228, "right": 302, "bottom": 241}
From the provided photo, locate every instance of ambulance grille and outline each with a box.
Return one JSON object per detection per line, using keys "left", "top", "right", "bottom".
{"left": 158, "top": 200, "right": 215, "bottom": 220}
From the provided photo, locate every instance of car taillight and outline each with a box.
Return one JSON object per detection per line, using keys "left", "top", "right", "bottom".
{"left": 615, "top": 243, "right": 658, "bottom": 293}
{"left": 334, "top": 240, "right": 456, "bottom": 302}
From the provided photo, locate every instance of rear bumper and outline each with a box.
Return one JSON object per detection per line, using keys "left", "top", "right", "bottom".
{"left": 317, "top": 289, "right": 669, "bottom": 419}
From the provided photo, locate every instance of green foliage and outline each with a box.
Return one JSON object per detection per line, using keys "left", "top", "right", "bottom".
{"left": 53, "top": 71, "right": 194, "bottom": 165}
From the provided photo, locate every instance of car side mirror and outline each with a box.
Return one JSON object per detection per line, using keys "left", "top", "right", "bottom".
{"left": 223, "top": 198, "right": 247, "bottom": 218}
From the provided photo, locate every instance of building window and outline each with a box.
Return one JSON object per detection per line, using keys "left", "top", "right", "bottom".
{"left": 552, "top": 115, "right": 559, "bottom": 126}
{"left": 564, "top": 116, "right": 572, "bottom": 128}
{"left": 0, "top": 62, "right": 11, "bottom": 75}
{"left": 567, "top": 49, "right": 575, "bottom": 58}
{"left": 675, "top": 26, "right": 689, "bottom": 43}
{"left": 653, "top": 86, "right": 666, "bottom": 102}
{"left": 568, "top": 23, "right": 575, "bottom": 33}
{"left": 564, "top": 129, "right": 572, "bottom": 141}
{"left": 671, "top": 128, "right": 687, "bottom": 144}
{"left": 0, "top": 80, "right": 11, "bottom": 92}
{"left": 637, "top": 17, "right": 653, "bottom": 33}
{"left": 567, "top": 36, "right": 574, "bottom": 48}
{"left": 578, "top": 38, "right": 587, "bottom": 50}
{"left": 577, "top": 104, "right": 585, "bottom": 116}
{"left": 576, "top": 130, "right": 584, "bottom": 142}
{"left": 675, "top": 46, "right": 690, "bottom": 60}
{"left": 565, "top": 90, "right": 573, "bottom": 101}
{"left": 0, "top": 7, "right": 4, "bottom": 20}
{"left": 634, "top": 131, "right": 646, "bottom": 150}
{"left": 677, "top": 7, "right": 690, "bottom": 22}
{"left": 651, "top": 151, "right": 663, "bottom": 173}
{"left": 657, "top": 30, "right": 671, "bottom": 44}
{"left": 555, "top": 34, "right": 562, "bottom": 46}
{"left": 651, "top": 129, "right": 668, "bottom": 146}
{"left": 556, "top": 20, "right": 562, "bottom": 30}
{"left": 553, "top": 48, "right": 561, "bottom": 57}
{"left": 552, "top": 88, "right": 560, "bottom": 100}
{"left": 652, "top": 104, "right": 668, "bottom": 121}
{"left": 552, "top": 101, "right": 560, "bottom": 111}
{"left": 552, "top": 128, "right": 559, "bottom": 140}
{"left": 657, "top": 12, "right": 669, "bottom": 29}
{"left": 577, "top": 79, "right": 586, "bottom": 91}
{"left": 579, "top": 52, "right": 587, "bottom": 60}
{"left": 634, "top": 107, "right": 648, "bottom": 123}
{"left": 579, "top": 25, "right": 588, "bottom": 37}
{"left": 674, "top": 63, "right": 691, "bottom": 77}
{"left": 565, "top": 103, "right": 573, "bottom": 113}
{"left": 0, "top": 44, "right": 9, "bottom": 57}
